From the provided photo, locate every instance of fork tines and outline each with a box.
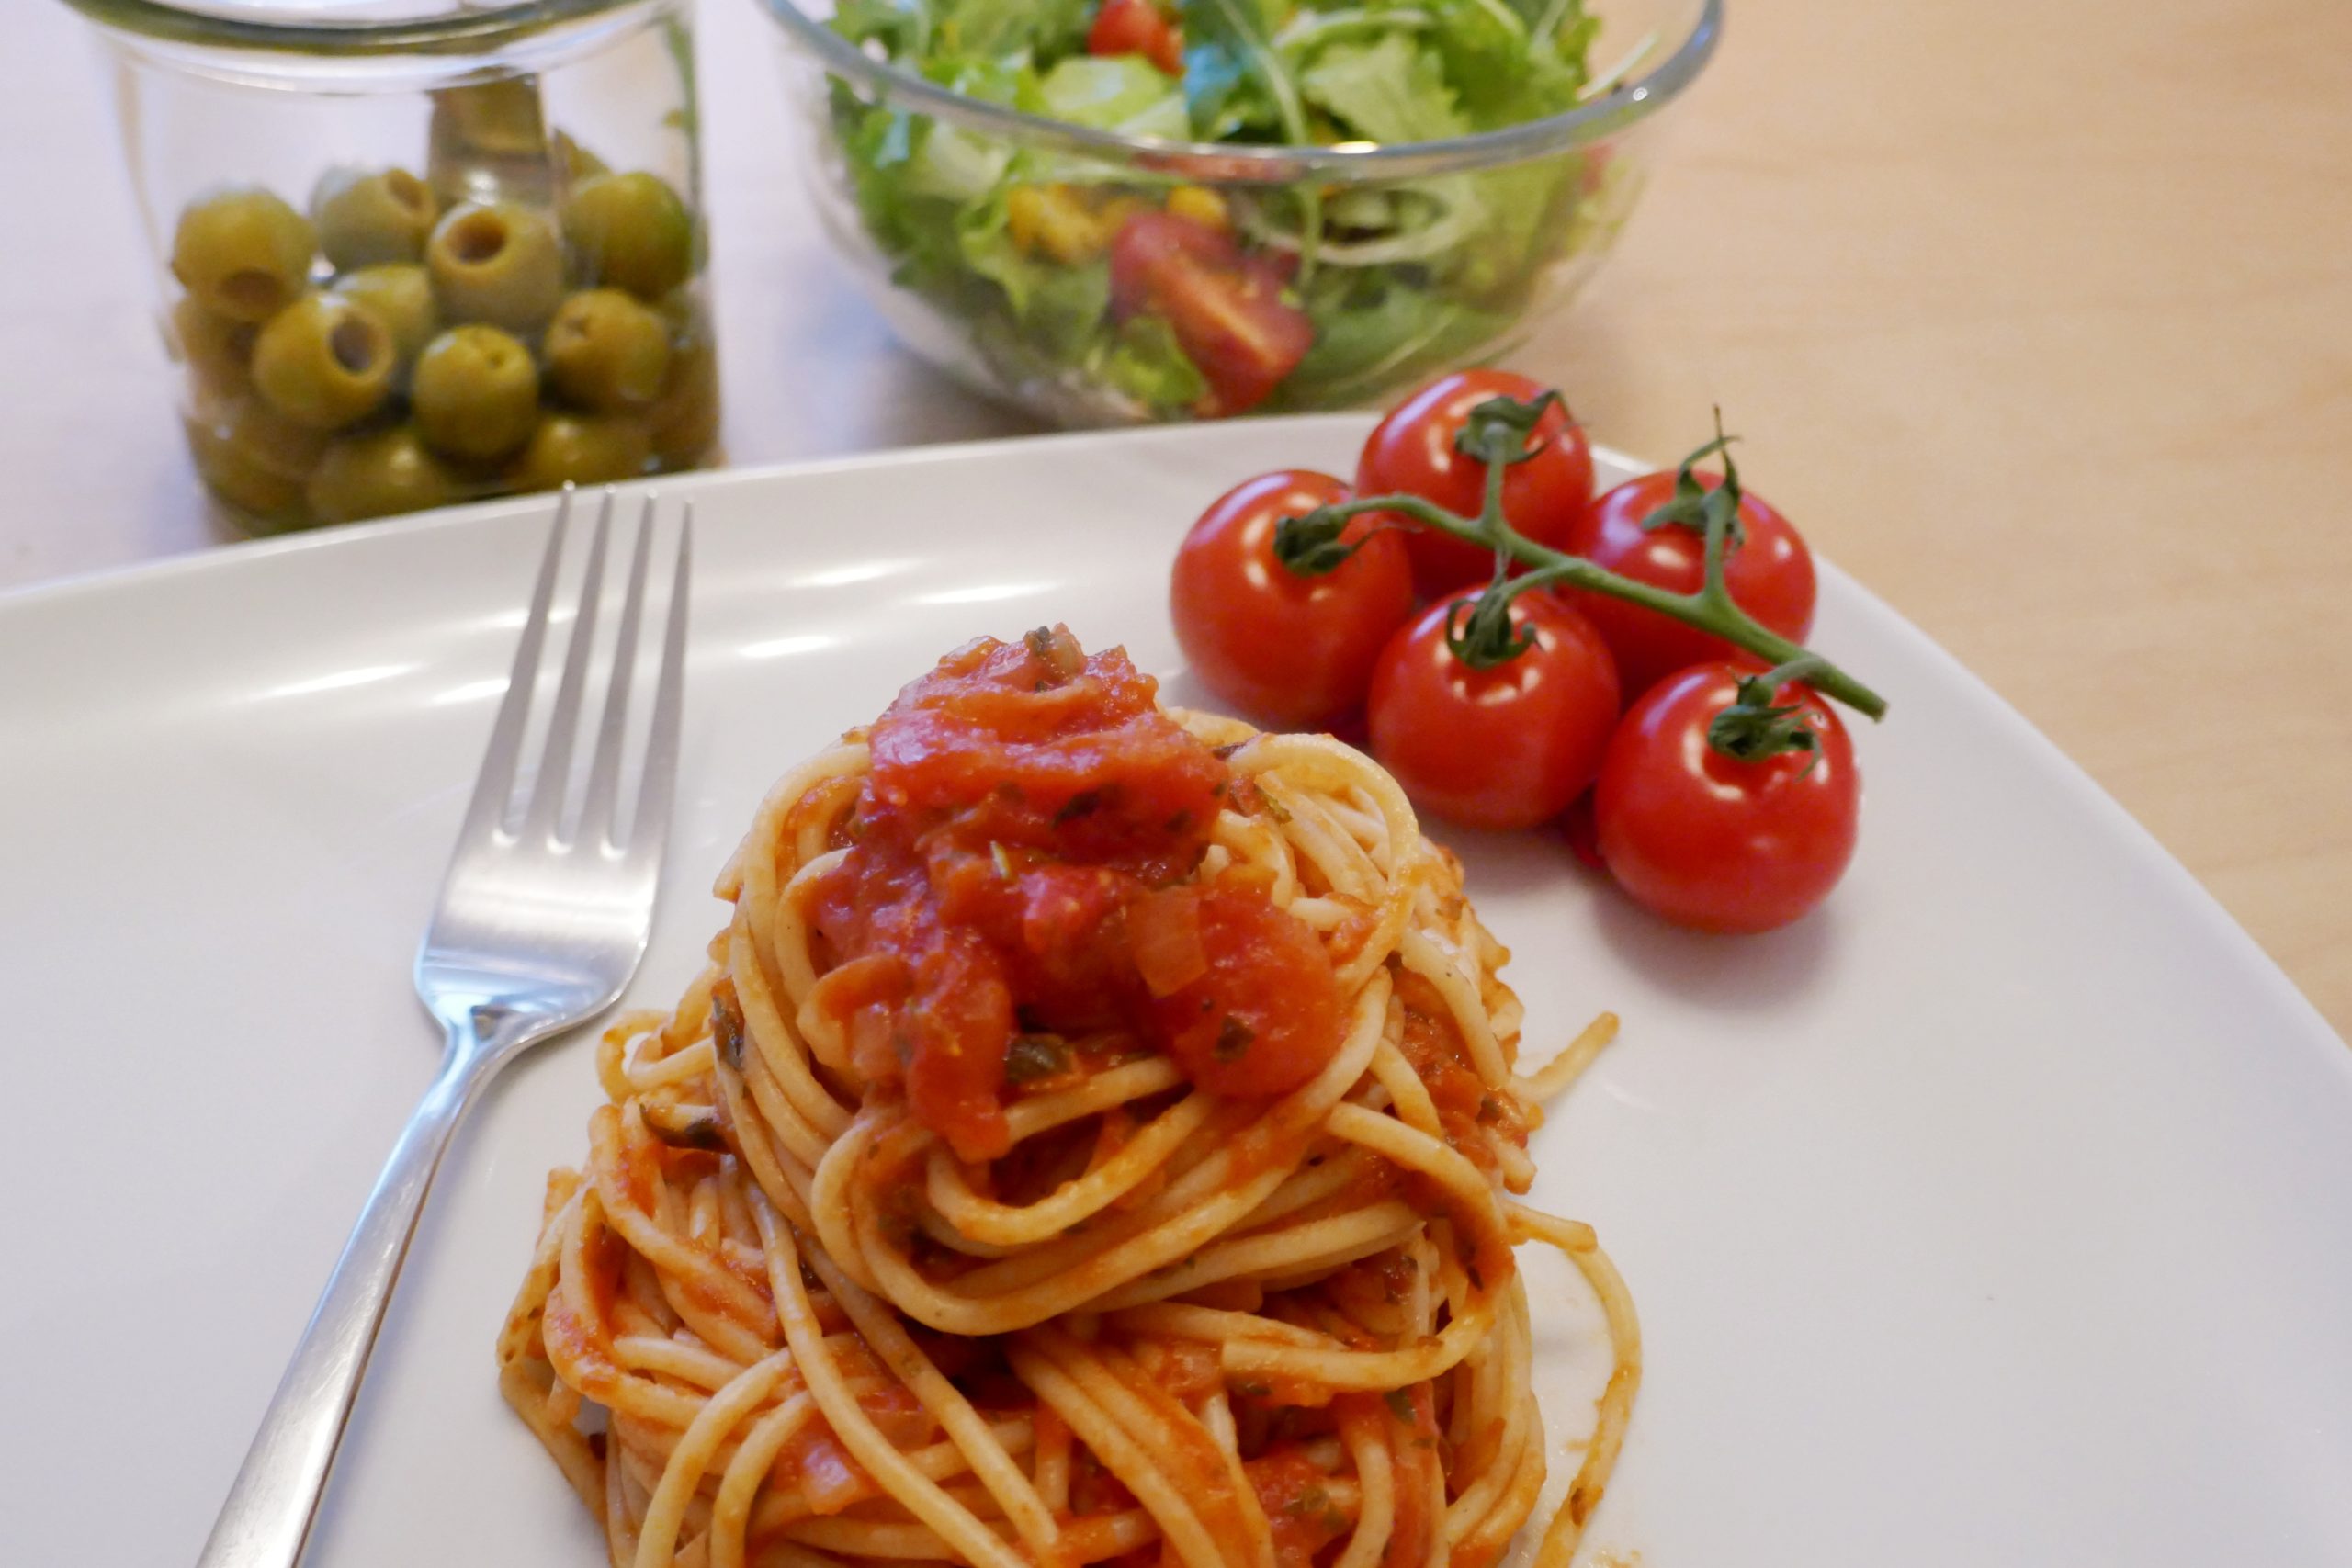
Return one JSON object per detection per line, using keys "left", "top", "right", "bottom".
{"left": 457, "top": 486, "right": 691, "bottom": 863}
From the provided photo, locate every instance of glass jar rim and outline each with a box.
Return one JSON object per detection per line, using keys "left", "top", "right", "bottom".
{"left": 60, "top": 0, "right": 656, "bottom": 54}
{"left": 758, "top": 0, "right": 1721, "bottom": 186}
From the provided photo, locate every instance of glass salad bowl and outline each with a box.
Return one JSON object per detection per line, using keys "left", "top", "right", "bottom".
{"left": 759, "top": 0, "right": 1718, "bottom": 425}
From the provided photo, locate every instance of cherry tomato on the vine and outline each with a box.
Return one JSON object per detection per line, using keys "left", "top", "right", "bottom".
{"left": 1356, "top": 369, "right": 1595, "bottom": 598}
{"left": 1562, "top": 470, "right": 1816, "bottom": 703}
{"left": 1367, "top": 589, "right": 1621, "bottom": 831}
{"left": 1558, "top": 793, "right": 1605, "bottom": 872}
{"left": 1592, "top": 662, "right": 1859, "bottom": 933}
{"left": 1172, "top": 469, "right": 1414, "bottom": 730}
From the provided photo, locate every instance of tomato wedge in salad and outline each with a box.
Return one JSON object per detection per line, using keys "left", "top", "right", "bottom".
{"left": 1110, "top": 212, "right": 1314, "bottom": 415}
{"left": 1087, "top": 0, "right": 1183, "bottom": 74}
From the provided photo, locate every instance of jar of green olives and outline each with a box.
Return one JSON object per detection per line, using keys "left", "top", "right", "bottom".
{"left": 67, "top": 0, "right": 720, "bottom": 530}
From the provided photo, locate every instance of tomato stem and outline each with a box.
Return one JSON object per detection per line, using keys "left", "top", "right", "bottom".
{"left": 1709, "top": 657, "right": 1835, "bottom": 768}
{"left": 1479, "top": 440, "right": 1510, "bottom": 576}
{"left": 1281, "top": 489, "right": 1889, "bottom": 720}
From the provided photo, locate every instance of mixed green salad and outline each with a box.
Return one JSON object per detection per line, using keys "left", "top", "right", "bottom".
{"left": 822, "top": 0, "right": 1624, "bottom": 418}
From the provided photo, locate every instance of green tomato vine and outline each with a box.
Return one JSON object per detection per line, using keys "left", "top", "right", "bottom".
{"left": 1272, "top": 392, "right": 1889, "bottom": 736}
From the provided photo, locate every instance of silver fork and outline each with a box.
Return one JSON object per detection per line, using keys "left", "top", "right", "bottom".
{"left": 197, "top": 489, "right": 692, "bottom": 1568}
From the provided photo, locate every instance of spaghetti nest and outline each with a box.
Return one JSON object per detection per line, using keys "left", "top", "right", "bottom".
{"left": 500, "top": 631, "right": 1639, "bottom": 1568}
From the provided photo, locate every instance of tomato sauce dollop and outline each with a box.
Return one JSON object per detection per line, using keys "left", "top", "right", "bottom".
{"left": 810, "top": 629, "right": 1345, "bottom": 1162}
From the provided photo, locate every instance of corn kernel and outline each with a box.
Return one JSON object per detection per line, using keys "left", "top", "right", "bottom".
{"left": 1005, "top": 186, "right": 1049, "bottom": 254}
{"left": 1017, "top": 185, "right": 1120, "bottom": 264}
{"left": 1166, "top": 186, "right": 1230, "bottom": 231}
{"left": 1096, "top": 196, "right": 1149, "bottom": 238}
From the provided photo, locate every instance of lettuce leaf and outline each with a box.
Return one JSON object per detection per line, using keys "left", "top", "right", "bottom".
{"left": 956, "top": 194, "right": 1114, "bottom": 361}
{"left": 1102, "top": 314, "right": 1210, "bottom": 409}
{"left": 1445, "top": 157, "right": 1577, "bottom": 299}
{"left": 831, "top": 0, "right": 931, "bottom": 57}
{"left": 1281, "top": 271, "right": 1511, "bottom": 404}
{"left": 1428, "top": 0, "right": 1598, "bottom": 125}
{"left": 933, "top": 0, "right": 1091, "bottom": 61}
{"left": 1298, "top": 32, "right": 1469, "bottom": 145}
{"left": 1036, "top": 55, "right": 1191, "bottom": 139}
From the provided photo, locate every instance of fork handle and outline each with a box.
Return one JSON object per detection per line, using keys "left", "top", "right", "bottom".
{"left": 197, "top": 1042, "right": 478, "bottom": 1568}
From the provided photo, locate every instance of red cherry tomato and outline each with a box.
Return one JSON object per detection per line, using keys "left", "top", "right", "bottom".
{"left": 1171, "top": 469, "right": 1414, "bottom": 730}
{"left": 1355, "top": 370, "right": 1595, "bottom": 598}
{"left": 1592, "top": 662, "right": 1859, "bottom": 933}
{"left": 1088, "top": 0, "right": 1183, "bottom": 73}
{"left": 1558, "top": 792, "right": 1605, "bottom": 872}
{"left": 1561, "top": 471, "right": 1816, "bottom": 703}
{"left": 1110, "top": 212, "right": 1312, "bottom": 414}
{"left": 1366, "top": 590, "right": 1621, "bottom": 831}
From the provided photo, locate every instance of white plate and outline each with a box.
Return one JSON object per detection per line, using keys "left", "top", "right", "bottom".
{"left": 5, "top": 417, "right": 2349, "bottom": 1567}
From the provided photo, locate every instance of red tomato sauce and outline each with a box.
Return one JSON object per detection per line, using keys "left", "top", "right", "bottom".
{"left": 1335, "top": 1387, "right": 1439, "bottom": 1568}
{"left": 810, "top": 630, "right": 1346, "bottom": 1161}
{"left": 1247, "top": 1444, "right": 1353, "bottom": 1568}
{"left": 1393, "top": 971, "right": 1528, "bottom": 1174}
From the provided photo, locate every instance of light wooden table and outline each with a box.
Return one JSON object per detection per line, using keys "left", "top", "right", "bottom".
{"left": 6, "top": 0, "right": 2347, "bottom": 1036}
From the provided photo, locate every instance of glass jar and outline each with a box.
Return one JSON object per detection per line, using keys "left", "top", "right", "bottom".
{"left": 65, "top": 0, "right": 721, "bottom": 532}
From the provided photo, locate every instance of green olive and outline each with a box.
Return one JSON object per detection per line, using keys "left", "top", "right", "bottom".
{"left": 220, "top": 396, "right": 328, "bottom": 480}
{"left": 563, "top": 172, "right": 695, "bottom": 301}
{"left": 428, "top": 200, "right": 567, "bottom": 332}
{"left": 171, "top": 295, "right": 259, "bottom": 402}
{"left": 554, "top": 130, "right": 609, "bottom": 186}
{"left": 509, "top": 412, "right": 651, "bottom": 492}
{"left": 251, "top": 293, "right": 397, "bottom": 430}
{"left": 644, "top": 335, "right": 720, "bottom": 468}
{"left": 427, "top": 79, "right": 551, "bottom": 207}
{"left": 655, "top": 284, "right": 702, "bottom": 338}
{"left": 170, "top": 186, "right": 317, "bottom": 324}
{"left": 432, "top": 79, "right": 548, "bottom": 157}
{"left": 412, "top": 324, "right": 541, "bottom": 461}
{"left": 332, "top": 265, "right": 439, "bottom": 379}
{"left": 311, "top": 165, "right": 438, "bottom": 270}
{"left": 307, "top": 425, "right": 460, "bottom": 523}
{"left": 544, "top": 289, "right": 671, "bottom": 412}
{"left": 185, "top": 412, "right": 308, "bottom": 526}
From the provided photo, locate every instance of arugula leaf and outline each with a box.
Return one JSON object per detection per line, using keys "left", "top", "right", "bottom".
{"left": 1181, "top": 37, "right": 1277, "bottom": 140}
{"left": 1180, "top": 0, "right": 1323, "bottom": 269}
{"left": 1179, "top": 0, "right": 1307, "bottom": 140}
{"left": 1298, "top": 32, "right": 1469, "bottom": 144}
